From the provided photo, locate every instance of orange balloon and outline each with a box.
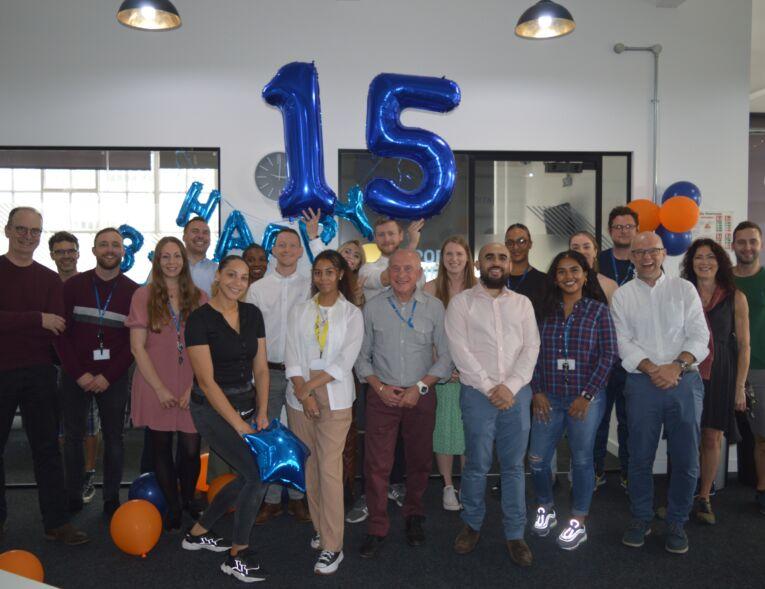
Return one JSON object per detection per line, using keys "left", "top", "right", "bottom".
{"left": 627, "top": 199, "right": 661, "bottom": 232}
{"left": 659, "top": 196, "right": 700, "bottom": 233}
{"left": 0, "top": 550, "right": 44, "bottom": 582}
{"left": 207, "top": 473, "right": 237, "bottom": 513}
{"left": 196, "top": 453, "right": 210, "bottom": 493}
{"left": 110, "top": 499, "right": 162, "bottom": 557}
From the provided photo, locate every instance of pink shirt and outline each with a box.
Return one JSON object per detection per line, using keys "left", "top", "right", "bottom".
{"left": 445, "top": 283, "right": 540, "bottom": 397}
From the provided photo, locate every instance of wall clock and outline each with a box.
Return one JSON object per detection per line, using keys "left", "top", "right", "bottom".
{"left": 255, "top": 152, "right": 287, "bottom": 201}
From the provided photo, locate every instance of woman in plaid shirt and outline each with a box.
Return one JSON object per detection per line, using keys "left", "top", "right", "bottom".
{"left": 528, "top": 250, "right": 618, "bottom": 551}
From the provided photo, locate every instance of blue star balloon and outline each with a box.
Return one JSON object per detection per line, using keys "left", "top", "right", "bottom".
{"left": 243, "top": 420, "right": 311, "bottom": 493}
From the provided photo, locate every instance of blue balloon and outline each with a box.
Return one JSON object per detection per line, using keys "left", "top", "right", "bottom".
{"left": 243, "top": 420, "right": 311, "bottom": 493}
{"left": 176, "top": 181, "right": 221, "bottom": 227}
{"left": 118, "top": 224, "right": 144, "bottom": 273}
{"left": 365, "top": 73, "right": 461, "bottom": 220}
{"left": 662, "top": 181, "right": 701, "bottom": 206}
{"left": 128, "top": 472, "right": 167, "bottom": 515}
{"left": 263, "top": 62, "right": 337, "bottom": 220}
{"left": 213, "top": 211, "right": 255, "bottom": 262}
{"left": 656, "top": 224, "right": 693, "bottom": 256}
{"left": 336, "top": 185, "right": 373, "bottom": 240}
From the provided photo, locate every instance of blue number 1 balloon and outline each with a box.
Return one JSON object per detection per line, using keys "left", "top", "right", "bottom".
{"left": 365, "top": 73, "right": 461, "bottom": 220}
{"left": 263, "top": 62, "right": 337, "bottom": 220}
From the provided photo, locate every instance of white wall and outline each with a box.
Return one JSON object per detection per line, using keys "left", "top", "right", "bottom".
{"left": 0, "top": 0, "right": 752, "bottom": 242}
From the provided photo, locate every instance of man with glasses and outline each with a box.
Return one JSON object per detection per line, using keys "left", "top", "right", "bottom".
{"left": 597, "top": 206, "right": 638, "bottom": 286}
{"left": 611, "top": 232, "right": 708, "bottom": 555}
{"left": 504, "top": 224, "right": 547, "bottom": 321}
{"left": 0, "top": 207, "right": 89, "bottom": 545}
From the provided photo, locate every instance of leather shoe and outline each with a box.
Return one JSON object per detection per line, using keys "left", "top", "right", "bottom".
{"left": 44, "top": 523, "right": 90, "bottom": 546}
{"left": 359, "top": 534, "right": 385, "bottom": 558}
{"left": 287, "top": 498, "right": 312, "bottom": 523}
{"left": 255, "top": 501, "right": 284, "bottom": 525}
{"left": 454, "top": 524, "right": 480, "bottom": 554}
{"left": 507, "top": 539, "right": 533, "bottom": 567}
{"left": 406, "top": 515, "right": 425, "bottom": 546}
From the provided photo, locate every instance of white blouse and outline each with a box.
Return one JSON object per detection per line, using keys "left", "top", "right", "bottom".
{"left": 284, "top": 293, "right": 364, "bottom": 411}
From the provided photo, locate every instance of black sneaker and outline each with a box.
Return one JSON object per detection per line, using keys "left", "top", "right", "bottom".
{"left": 221, "top": 549, "right": 268, "bottom": 583}
{"left": 182, "top": 529, "right": 232, "bottom": 552}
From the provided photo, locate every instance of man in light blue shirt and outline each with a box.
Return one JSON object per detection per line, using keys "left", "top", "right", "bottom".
{"left": 183, "top": 217, "right": 218, "bottom": 296}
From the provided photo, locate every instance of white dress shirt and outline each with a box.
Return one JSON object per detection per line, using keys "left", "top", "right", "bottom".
{"left": 284, "top": 294, "right": 363, "bottom": 411}
{"left": 359, "top": 253, "right": 426, "bottom": 302}
{"left": 610, "top": 273, "right": 709, "bottom": 373}
{"left": 445, "top": 283, "right": 540, "bottom": 397}
{"left": 190, "top": 258, "right": 218, "bottom": 297}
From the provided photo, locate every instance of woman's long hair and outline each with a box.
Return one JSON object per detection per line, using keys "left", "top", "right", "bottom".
{"left": 433, "top": 236, "right": 477, "bottom": 308}
{"left": 148, "top": 237, "right": 203, "bottom": 333}
{"left": 310, "top": 249, "right": 357, "bottom": 303}
{"left": 541, "top": 249, "right": 607, "bottom": 320}
{"left": 569, "top": 230, "right": 600, "bottom": 272}
{"left": 680, "top": 238, "right": 737, "bottom": 293}
{"left": 338, "top": 239, "right": 366, "bottom": 274}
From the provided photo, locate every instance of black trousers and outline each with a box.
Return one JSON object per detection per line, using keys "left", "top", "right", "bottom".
{"left": 61, "top": 372, "right": 128, "bottom": 503}
{"left": 0, "top": 364, "right": 69, "bottom": 529}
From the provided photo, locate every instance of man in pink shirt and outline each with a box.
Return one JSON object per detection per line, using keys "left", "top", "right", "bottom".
{"left": 445, "top": 242, "right": 540, "bottom": 567}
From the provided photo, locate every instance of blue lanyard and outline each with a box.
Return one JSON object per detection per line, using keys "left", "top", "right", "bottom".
{"left": 388, "top": 296, "right": 417, "bottom": 329}
{"left": 168, "top": 303, "right": 184, "bottom": 364}
{"left": 93, "top": 280, "right": 117, "bottom": 348}
{"left": 561, "top": 309, "right": 576, "bottom": 359}
{"left": 507, "top": 267, "right": 529, "bottom": 292}
{"left": 610, "top": 251, "right": 634, "bottom": 286}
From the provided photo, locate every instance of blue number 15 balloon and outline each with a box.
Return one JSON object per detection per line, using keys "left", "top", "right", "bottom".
{"left": 365, "top": 74, "right": 461, "bottom": 220}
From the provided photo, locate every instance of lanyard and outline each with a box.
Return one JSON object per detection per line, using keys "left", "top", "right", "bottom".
{"left": 388, "top": 296, "right": 417, "bottom": 329}
{"left": 507, "top": 267, "right": 529, "bottom": 292}
{"left": 314, "top": 302, "right": 329, "bottom": 357}
{"left": 168, "top": 303, "right": 184, "bottom": 365}
{"left": 93, "top": 279, "right": 117, "bottom": 348}
{"left": 561, "top": 311, "right": 576, "bottom": 359}
{"left": 610, "top": 251, "right": 634, "bottom": 286}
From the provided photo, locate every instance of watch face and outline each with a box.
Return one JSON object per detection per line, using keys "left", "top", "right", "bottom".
{"left": 255, "top": 152, "right": 288, "bottom": 201}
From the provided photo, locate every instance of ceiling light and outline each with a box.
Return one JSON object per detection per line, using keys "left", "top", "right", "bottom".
{"left": 117, "top": 0, "right": 181, "bottom": 31}
{"left": 515, "top": 1, "right": 575, "bottom": 40}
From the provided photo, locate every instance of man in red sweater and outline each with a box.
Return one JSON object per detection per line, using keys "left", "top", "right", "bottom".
{"left": 0, "top": 207, "right": 88, "bottom": 545}
{"left": 57, "top": 227, "right": 138, "bottom": 517}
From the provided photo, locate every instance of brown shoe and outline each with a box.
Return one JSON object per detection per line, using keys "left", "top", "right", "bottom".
{"left": 255, "top": 502, "right": 284, "bottom": 525}
{"left": 287, "top": 498, "right": 312, "bottom": 523}
{"left": 44, "top": 523, "right": 90, "bottom": 546}
{"left": 507, "top": 539, "right": 532, "bottom": 567}
{"left": 454, "top": 524, "right": 480, "bottom": 554}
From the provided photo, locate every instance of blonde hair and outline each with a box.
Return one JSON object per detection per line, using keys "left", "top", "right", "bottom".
{"left": 569, "top": 231, "right": 600, "bottom": 272}
{"left": 338, "top": 239, "right": 366, "bottom": 273}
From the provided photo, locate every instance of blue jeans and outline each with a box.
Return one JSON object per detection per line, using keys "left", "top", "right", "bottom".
{"left": 593, "top": 365, "right": 629, "bottom": 474}
{"left": 529, "top": 393, "right": 605, "bottom": 516}
{"left": 625, "top": 372, "right": 704, "bottom": 526}
{"left": 460, "top": 384, "right": 531, "bottom": 541}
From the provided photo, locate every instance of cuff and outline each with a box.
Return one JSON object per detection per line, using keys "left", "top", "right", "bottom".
{"left": 621, "top": 350, "right": 645, "bottom": 373}
{"left": 503, "top": 376, "right": 526, "bottom": 397}
{"left": 285, "top": 365, "right": 303, "bottom": 379}
{"left": 324, "top": 363, "right": 344, "bottom": 382}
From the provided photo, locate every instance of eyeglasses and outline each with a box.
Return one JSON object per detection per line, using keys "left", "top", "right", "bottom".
{"left": 611, "top": 224, "right": 637, "bottom": 232}
{"left": 505, "top": 238, "right": 529, "bottom": 248}
{"left": 51, "top": 248, "right": 78, "bottom": 256}
{"left": 631, "top": 247, "right": 665, "bottom": 257}
{"left": 11, "top": 225, "right": 42, "bottom": 238}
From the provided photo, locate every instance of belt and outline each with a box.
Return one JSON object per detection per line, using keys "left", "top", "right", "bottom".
{"left": 268, "top": 362, "right": 286, "bottom": 371}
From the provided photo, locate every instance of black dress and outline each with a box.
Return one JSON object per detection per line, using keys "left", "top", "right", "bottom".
{"left": 702, "top": 294, "right": 738, "bottom": 436}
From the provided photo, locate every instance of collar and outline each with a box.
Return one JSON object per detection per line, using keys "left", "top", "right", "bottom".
{"left": 635, "top": 271, "right": 666, "bottom": 290}
{"left": 390, "top": 289, "right": 425, "bottom": 305}
{"left": 472, "top": 282, "right": 512, "bottom": 298}
{"left": 311, "top": 292, "right": 347, "bottom": 306}
{"left": 191, "top": 257, "right": 213, "bottom": 268}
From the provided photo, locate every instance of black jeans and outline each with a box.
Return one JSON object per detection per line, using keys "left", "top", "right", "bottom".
{"left": 61, "top": 372, "right": 128, "bottom": 504}
{"left": 0, "top": 365, "right": 69, "bottom": 529}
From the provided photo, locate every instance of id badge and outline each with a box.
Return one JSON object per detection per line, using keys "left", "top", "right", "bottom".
{"left": 557, "top": 358, "right": 575, "bottom": 371}
{"left": 93, "top": 348, "right": 111, "bottom": 361}
{"left": 310, "top": 358, "right": 326, "bottom": 370}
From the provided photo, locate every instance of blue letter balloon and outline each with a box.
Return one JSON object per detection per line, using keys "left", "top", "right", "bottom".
{"left": 263, "top": 62, "right": 337, "bottom": 220}
{"left": 176, "top": 181, "right": 221, "bottom": 227}
{"left": 243, "top": 420, "right": 311, "bottom": 494}
{"left": 213, "top": 210, "right": 256, "bottom": 262}
{"left": 128, "top": 472, "right": 167, "bottom": 515}
{"left": 656, "top": 224, "right": 693, "bottom": 256}
{"left": 335, "top": 185, "right": 373, "bottom": 240}
{"left": 119, "top": 224, "right": 144, "bottom": 273}
{"left": 365, "top": 73, "right": 461, "bottom": 219}
{"left": 661, "top": 181, "right": 701, "bottom": 206}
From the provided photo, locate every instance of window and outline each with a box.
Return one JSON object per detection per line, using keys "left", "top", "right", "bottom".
{"left": 0, "top": 148, "right": 220, "bottom": 279}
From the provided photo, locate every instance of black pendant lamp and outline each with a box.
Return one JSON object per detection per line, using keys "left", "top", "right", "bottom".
{"left": 515, "top": 1, "right": 575, "bottom": 39}
{"left": 117, "top": 0, "right": 182, "bottom": 31}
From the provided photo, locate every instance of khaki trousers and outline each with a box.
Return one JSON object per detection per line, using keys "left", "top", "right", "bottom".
{"left": 287, "top": 376, "right": 352, "bottom": 552}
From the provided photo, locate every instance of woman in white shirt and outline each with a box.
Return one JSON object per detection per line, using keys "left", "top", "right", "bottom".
{"left": 285, "top": 250, "right": 364, "bottom": 576}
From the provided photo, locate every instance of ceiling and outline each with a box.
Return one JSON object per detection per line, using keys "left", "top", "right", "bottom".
{"left": 752, "top": 0, "right": 765, "bottom": 112}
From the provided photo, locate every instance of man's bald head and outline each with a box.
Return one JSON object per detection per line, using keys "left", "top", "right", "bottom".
{"left": 630, "top": 231, "right": 665, "bottom": 284}
{"left": 631, "top": 231, "right": 663, "bottom": 250}
{"left": 388, "top": 249, "right": 422, "bottom": 300}
{"left": 478, "top": 242, "right": 510, "bottom": 289}
{"left": 389, "top": 248, "right": 421, "bottom": 269}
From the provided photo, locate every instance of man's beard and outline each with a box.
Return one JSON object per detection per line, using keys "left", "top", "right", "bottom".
{"left": 480, "top": 269, "right": 506, "bottom": 289}
{"left": 96, "top": 256, "right": 121, "bottom": 271}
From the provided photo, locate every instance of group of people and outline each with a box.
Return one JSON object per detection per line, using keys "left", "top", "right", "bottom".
{"left": 1, "top": 202, "right": 764, "bottom": 583}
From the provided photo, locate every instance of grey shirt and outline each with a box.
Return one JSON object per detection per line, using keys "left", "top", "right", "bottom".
{"left": 355, "top": 289, "right": 452, "bottom": 387}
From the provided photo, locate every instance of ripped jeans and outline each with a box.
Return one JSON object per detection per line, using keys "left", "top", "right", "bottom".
{"left": 528, "top": 393, "right": 605, "bottom": 517}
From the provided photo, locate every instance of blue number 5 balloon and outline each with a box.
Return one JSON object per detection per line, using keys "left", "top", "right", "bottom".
{"left": 365, "top": 73, "right": 461, "bottom": 220}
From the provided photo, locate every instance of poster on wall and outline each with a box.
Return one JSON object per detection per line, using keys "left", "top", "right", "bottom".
{"left": 692, "top": 211, "right": 734, "bottom": 251}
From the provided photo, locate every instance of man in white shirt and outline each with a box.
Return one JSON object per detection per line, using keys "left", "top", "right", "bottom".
{"left": 246, "top": 219, "right": 324, "bottom": 524}
{"left": 183, "top": 217, "right": 218, "bottom": 296}
{"left": 611, "top": 231, "right": 709, "bottom": 555}
{"left": 446, "top": 242, "right": 539, "bottom": 567}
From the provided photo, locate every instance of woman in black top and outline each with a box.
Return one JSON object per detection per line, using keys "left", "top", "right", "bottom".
{"left": 181, "top": 255, "right": 270, "bottom": 584}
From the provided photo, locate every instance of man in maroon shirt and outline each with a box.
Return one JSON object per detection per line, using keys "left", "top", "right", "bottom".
{"left": 57, "top": 227, "right": 138, "bottom": 517}
{"left": 0, "top": 207, "right": 89, "bottom": 545}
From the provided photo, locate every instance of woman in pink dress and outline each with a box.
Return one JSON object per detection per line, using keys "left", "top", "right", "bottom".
{"left": 127, "top": 236, "right": 207, "bottom": 530}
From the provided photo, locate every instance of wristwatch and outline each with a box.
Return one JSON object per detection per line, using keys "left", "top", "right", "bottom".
{"left": 580, "top": 391, "right": 594, "bottom": 402}
{"left": 416, "top": 380, "right": 429, "bottom": 396}
{"left": 673, "top": 359, "right": 689, "bottom": 373}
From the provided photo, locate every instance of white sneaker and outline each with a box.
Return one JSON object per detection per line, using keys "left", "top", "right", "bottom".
{"left": 442, "top": 485, "right": 462, "bottom": 511}
{"left": 532, "top": 506, "right": 558, "bottom": 537}
{"left": 557, "top": 519, "right": 587, "bottom": 551}
{"left": 310, "top": 532, "right": 321, "bottom": 550}
{"left": 314, "top": 550, "right": 343, "bottom": 575}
